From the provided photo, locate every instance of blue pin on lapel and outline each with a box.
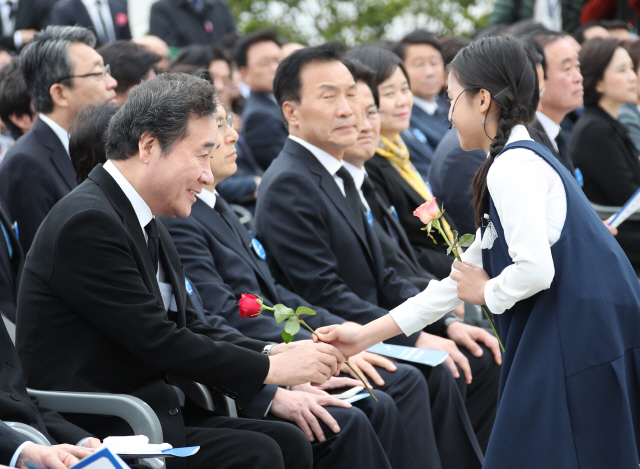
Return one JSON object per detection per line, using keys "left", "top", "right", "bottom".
{"left": 390, "top": 205, "right": 399, "bottom": 222}
{"left": 185, "top": 278, "right": 194, "bottom": 296}
{"left": 366, "top": 209, "right": 373, "bottom": 227}
{"left": 251, "top": 238, "right": 267, "bottom": 260}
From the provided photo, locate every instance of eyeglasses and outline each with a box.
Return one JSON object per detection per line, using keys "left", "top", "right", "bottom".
{"left": 58, "top": 64, "right": 111, "bottom": 83}
{"left": 217, "top": 113, "right": 235, "bottom": 135}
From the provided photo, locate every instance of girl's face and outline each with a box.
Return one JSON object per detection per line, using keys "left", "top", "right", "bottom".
{"left": 447, "top": 72, "right": 491, "bottom": 152}
{"left": 597, "top": 47, "right": 637, "bottom": 106}
{"left": 377, "top": 67, "right": 413, "bottom": 139}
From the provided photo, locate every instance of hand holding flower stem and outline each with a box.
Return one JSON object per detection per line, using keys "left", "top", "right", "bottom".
{"left": 239, "top": 294, "right": 378, "bottom": 402}
{"left": 414, "top": 199, "right": 505, "bottom": 353}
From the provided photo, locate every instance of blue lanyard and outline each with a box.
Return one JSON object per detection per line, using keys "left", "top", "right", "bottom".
{"left": 1, "top": 221, "right": 12, "bottom": 259}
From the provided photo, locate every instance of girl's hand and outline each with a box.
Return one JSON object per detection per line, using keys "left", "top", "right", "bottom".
{"left": 450, "top": 260, "right": 490, "bottom": 305}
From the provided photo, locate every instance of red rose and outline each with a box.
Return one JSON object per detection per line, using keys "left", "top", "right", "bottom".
{"left": 115, "top": 12, "right": 128, "bottom": 27}
{"left": 239, "top": 293, "right": 262, "bottom": 319}
{"left": 413, "top": 198, "right": 440, "bottom": 224}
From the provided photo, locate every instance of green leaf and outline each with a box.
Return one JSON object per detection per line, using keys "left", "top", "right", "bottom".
{"left": 274, "top": 304, "right": 295, "bottom": 323}
{"left": 459, "top": 234, "right": 476, "bottom": 247}
{"left": 446, "top": 246, "right": 452, "bottom": 255}
{"left": 452, "top": 230, "right": 458, "bottom": 242}
{"left": 281, "top": 330, "right": 294, "bottom": 343}
{"left": 295, "top": 306, "right": 316, "bottom": 317}
{"left": 284, "top": 316, "right": 301, "bottom": 335}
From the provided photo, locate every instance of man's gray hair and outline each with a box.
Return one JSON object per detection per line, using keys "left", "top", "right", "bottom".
{"left": 105, "top": 73, "right": 217, "bottom": 161}
{"left": 20, "top": 25, "right": 96, "bottom": 114}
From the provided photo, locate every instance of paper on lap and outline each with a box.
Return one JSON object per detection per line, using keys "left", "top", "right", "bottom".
{"left": 367, "top": 343, "right": 449, "bottom": 366}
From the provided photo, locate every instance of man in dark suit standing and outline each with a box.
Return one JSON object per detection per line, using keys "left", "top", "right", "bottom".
{"left": 16, "top": 72, "right": 344, "bottom": 469}
{"left": 0, "top": 0, "right": 52, "bottom": 51}
{"left": 150, "top": 0, "right": 235, "bottom": 48}
{"left": 237, "top": 29, "right": 288, "bottom": 170}
{"left": 51, "top": 0, "right": 131, "bottom": 48}
{"left": 0, "top": 26, "right": 118, "bottom": 253}
{"left": 254, "top": 43, "right": 499, "bottom": 465}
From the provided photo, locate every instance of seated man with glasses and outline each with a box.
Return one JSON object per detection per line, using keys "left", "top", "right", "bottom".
{"left": 0, "top": 25, "right": 117, "bottom": 253}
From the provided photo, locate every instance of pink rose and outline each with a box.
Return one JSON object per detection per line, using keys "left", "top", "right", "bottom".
{"left": 413, "top": 198, "right": 440, "bottom": 224}
{"left": 238, "top": 293, "right": 262, "bottom": 319}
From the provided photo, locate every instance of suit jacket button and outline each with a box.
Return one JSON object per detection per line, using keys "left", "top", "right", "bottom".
{"left": 168, "top": 408, "right": 179, "bottom": 416}
{"left": 10, "top": 393, "right": 21, "bottom": 401}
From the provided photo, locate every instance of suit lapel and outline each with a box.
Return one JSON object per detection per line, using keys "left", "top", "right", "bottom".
{"left": 158, "top": 227, "right": 187, "bottom": 328}
{"left": 377, "top": 193, "right": 422, "bottom": 268}
{"left": 33, "top": 118, "right": 77, "bottom": 190}
{"left": 74, "top": 0, "right": 96, "bottom": 32}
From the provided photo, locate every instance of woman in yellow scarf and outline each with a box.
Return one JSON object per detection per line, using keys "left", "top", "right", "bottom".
{"left": 347, "top": 46, "right": 457, "bottom": 280}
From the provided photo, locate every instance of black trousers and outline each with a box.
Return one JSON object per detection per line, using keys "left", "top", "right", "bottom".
{"left": 182, "top": 401, "right": 312, "bottom": 469}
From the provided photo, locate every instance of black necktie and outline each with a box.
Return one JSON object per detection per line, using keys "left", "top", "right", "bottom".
{"left": 336, "top": 166, "right": 365, "bottom": 234}
{"left": 361, "top": 175, "right": 384, "bottom": 227}
{"left": 214, "top": 197, "right": 243, "bottom": 243}
{"left": 94, "top": 0, "right": 113, "bottom": 44}
{"left": 555, "top": 130, "right": 573, "bottom": 171}
{"left": 145, "top": 219, "right": 160, "bottom": 273}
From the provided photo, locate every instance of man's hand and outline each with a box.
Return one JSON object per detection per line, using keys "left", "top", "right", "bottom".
{"left": 604, "top": 220, "right": 618, "bottom": 236}
{"left": 269, "top": 339, "right": 313, "bottom": 356}
{"left": 291, "top": 377, "right": 361, "bottom": 396}
{"left": 17, "top": 443, "right": 94, "bottom": 469}
{"left": 269, "top": 387, "right": 351, "bottom": 442}
{"left": 415, "top": 331, "right": 472, "bottom": 383}
{"left": 450, "top": 260, "right": 490, "bottom": 305}
{"left": 81, "top": 438, "right": 102, "bottom": 449}
{"left": 446, "top": 321, "right": 502, "bottom": 366}
{"left": 265, "top": 342, "right": 344, "bottom": 386}
{"left": 339, "top": 351, "right": 397, "bottom": 388}
{"left": 18, "top": 29, "right": 37, "bottom": 44}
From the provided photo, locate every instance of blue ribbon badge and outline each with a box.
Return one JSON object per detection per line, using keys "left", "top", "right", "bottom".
{"left": 390, "top": 205, "right": 400, "bottom": 222}
{"left": 366, "top": 209, "right": 374, "bottom": 227}
{"left": 185, "top": 278, "right": 194, "bottom": 296}
{"left": 252, "top": 238, "right": 267, "bottom": 260}
{"left": 574, "top": 168, "right": 584, "bottom": 187}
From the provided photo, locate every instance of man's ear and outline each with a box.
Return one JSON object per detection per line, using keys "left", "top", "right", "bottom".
{"left": 49, "top": 83, "right": 70, "bottom": 109}
{"left": 282, "top": 100, "right": 298, "bottom": 130}
{"left": 138, "top": 132, "right": 158, "bottom": 164}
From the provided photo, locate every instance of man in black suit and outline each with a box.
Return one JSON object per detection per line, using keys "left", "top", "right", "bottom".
{"left": 392, "top": 30, "right": 450, "bottom": 154}
{"left": 150, "top": 0, "right": 235, "bottom": 48}
{"left": 531, "top": 31, "right": 583, "bottom": 173}
{"left": 237, "top": 29, "right": 288, "bottom": 170}
{"left": 16, "top": 73, "right": 345, "bottom": 469}
{"left": 0, "top": 26, "right": 118, "bottom": 253}
{"left": 0, "top": 198, "right": 22, "bottom": 323}
{"left": 0, "top": 0, "right": 52, "bottom": 51}
{"left": 254, "top": 42, "right": 499, "bottom": 464}
{"left": 51, "top": 0, "right": 131, "bottom": 48}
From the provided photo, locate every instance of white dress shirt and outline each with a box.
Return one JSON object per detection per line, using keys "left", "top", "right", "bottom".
{"left": 38, "top": 114, "right": 70, "bottom": 155}
{"left": 533, "top": 0, "right": 562, "bottom": 31}
{"left": 196, "top": 187, "right": 217, "bottom": 209}
{"left": 288, "top": 135, "right": 347, "bottom": 195}
{"left": 413, "top": 96, "right": 438, "bottom": 116}
{"left": 536, "top": 111, "right": 561, "bottom": 152}
{"left": 390, "top": 125, "right": 567, "bottom": 334}
{"left": 81, "top": 0, "right": 115, "bottom": 43}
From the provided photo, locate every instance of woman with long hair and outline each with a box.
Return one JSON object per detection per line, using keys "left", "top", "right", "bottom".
{"left": 318, "top": 36, "right": 640, "bottom": 468}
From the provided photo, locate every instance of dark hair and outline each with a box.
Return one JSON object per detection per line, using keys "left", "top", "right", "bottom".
{"left": 69, "top": 104, "right": 120, "bottom": 183}
{"left": 105, "top": 73, "right": 217, "bottom": 161}
{"left": 601, "top": 19, "right": 630, "bottom": 32}
{"left": 19, "top": 25, "right": 96, "bottom": 113}
{"left": 522, "top": 36, "right": 545, "bottom": 74}
{"left": 0, "top": 58, "right": 34, "bottom": 140}
{"left": 273, "top": 40, "right": 347, "bottom": 108}
{"left": 439, "top": 35, "right": 470, "bottom": 66}
{"left": 572, "top": 22, "right": 603, "bottom": 45}
{"left": 450, "top": 36, "right": 539, "bottom": 228}
{"left": 97, "top": 40, "right": 160, "bottom": 96}
{"left": 234, "top": 29, "right": 280, "bottom": 68}
{"left": 391, "top": 29, "right": 442, "bottom": 61}
{"left": 346, "top": 46, "right": 410, "bottom": 90}
{"left": 506, "top": 20, "right": 548, "bottom": 39}
{"left": 580, "top": 37, "right": 623, "bottom": 106}
{"left": 624, "top": 39, "right": 640, "bottom": 72}
{"left": 343, "top": 58, "right": 378, "bottom": 106}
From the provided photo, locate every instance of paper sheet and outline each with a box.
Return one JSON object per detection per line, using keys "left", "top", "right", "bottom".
{"left": 367, "top": 343, "right": 449, "bottom": 366}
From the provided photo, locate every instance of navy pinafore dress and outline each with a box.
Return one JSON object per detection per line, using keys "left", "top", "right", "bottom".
{"left": 481, "top": 140, "right": 640, "bottom": 469}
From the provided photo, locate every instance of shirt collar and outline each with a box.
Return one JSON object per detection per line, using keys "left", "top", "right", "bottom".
{"left": 103, "top": 160, "right": 153, "bottom": 236}
{"left": 342, "top": 160, "right": 366, "bottom": 190}
{"left": 38, "top": 114, "right": 70, "bottom": 155}
{"left": 288, "top": 135, "right": 343, "bottom": 176}
{"left": 196, "top": 187, "right": 217, "bottom": 209}
{"left": 535, "top": 111, "right": 560, "bottom": 141}
{"left": 413, "top": 96, "right": 438, "bottom": 116}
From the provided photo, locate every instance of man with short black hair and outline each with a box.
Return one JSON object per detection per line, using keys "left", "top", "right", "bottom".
{"left": 237, "top": 29, "right": 287, "bottom": 169}
{"left": 16, "top": 72, "right": 343, "bottom": 469}
{"left": 0, "top": 25, "right": 117, "bottom": 253}
{"left": 0, "top": 58, "right": 36, "bottom": 141}
{"left": 98, "top": 39, "right": 159, "bottom": 103}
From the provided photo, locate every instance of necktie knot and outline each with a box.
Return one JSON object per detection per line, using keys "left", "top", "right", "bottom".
{"left": 336, "top": 166, "right": 365, "bottom": 233}
{"left": 145, "top": 218, "right": 158, "bottom": 239}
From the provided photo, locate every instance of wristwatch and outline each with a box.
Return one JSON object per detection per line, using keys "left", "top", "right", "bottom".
{"left": 262, "top": 344, "right": 276, "bottom": 356}
{"left": 444, "top": 316, "right": 464, "bottom": 329}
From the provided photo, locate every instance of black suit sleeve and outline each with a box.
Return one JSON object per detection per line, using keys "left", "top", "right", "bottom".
{"left": 52, "top": 209, "right": 270, "bottom": 404}
{"left": 572, "top": 120, "right": 640, "bottom": 204}
{"left": 0, "top": 420, "right": 27, "bottom": 465}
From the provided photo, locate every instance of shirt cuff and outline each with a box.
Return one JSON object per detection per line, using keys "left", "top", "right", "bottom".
{"left": 11, "top": 441, "right": 33, "bottom": 468}
{"left": 389, "top": 300, "right": 428, "bottom": 336}
{"left": 484, "top": 278, "right": 507, "bottom": 314}
{"left": 13, "top": 31, "right": 21, "bottom": 48}
{"left": 76, "top": 437, "right": 93, "bottom": 447}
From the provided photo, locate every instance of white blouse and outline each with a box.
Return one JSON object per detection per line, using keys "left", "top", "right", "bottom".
{"left": 390, "top": 125, "right": 568, "bottom": 335}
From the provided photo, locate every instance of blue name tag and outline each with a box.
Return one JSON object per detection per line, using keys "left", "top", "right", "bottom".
{"left": 185, "top": 278, "right": 194, "bottom": 296}
{"left": 252, "top": 238, "right": 267, "bottom": 260}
